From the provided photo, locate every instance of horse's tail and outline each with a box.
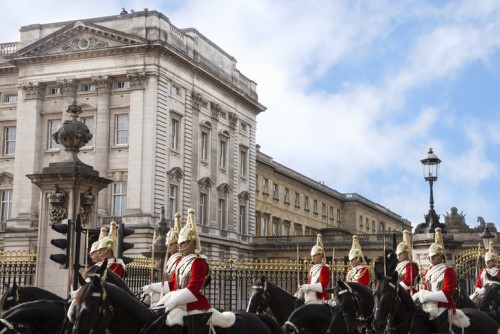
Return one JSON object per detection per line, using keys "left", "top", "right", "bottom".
{"left": 257, "top": 314, "right": 281, "bottom": 334}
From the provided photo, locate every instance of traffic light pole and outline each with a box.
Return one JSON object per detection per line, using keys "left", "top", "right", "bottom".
{"left": 72, "top": 214, "right": 82, "bottom": 291}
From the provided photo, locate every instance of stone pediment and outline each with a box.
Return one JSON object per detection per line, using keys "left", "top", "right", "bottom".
{"left": 12, "top": 20, "right": 148, "bottom": 58}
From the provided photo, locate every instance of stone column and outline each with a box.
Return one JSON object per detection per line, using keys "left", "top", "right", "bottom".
{"left": 125, "top": 72, "right": 146, "bottom": 215}
{"left": 11, "top": 82, "right": 45, "bottom": 225}
{"left": 92, "top": 76, "right": 112, "bottom": 214}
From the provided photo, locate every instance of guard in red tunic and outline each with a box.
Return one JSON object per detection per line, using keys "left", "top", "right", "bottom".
{"left": 97, "top": 221, "right": 126, "bottom": 278}
{"left": 416, "top": 227, "right": 457, "bottom": 333}
{"left": 470, "top": 241, "right": 500, "bottom": 301}
{"left": 395, "top": 230, "right": 419, "bottom": 295}
{"left": 346, "top": 235, "right": 371, "bottom": 286}
{"left": 161, "top": 209, "right": 235, "bottom": 332}
{"left": 295, "top": 234, "right": 330, "bottom": 304}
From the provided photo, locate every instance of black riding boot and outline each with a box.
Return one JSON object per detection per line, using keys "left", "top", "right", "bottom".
{"left": 183, "top": 312, "right": 213, "bottom": 334}
{"left": 431, "top": 310, "right": 450, "bottom": 334}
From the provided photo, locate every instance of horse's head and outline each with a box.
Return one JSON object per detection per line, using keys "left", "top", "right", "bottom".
{"left": 0, "top": 283, "right": 19, "bottom": 313}
{"left": 372, "top": 271, "right": 400, "bottom": 333}
{"left": 478, "top": 273, "right": 500, "bottom": 312}
{"left": 68, "top": 275, "right": 114, "bottom": 334}
{"left": 331, "top": 280, "right": 364, "bottom": 333}
{"left": 247, "top": 276, "right": 269, "bottom": 313}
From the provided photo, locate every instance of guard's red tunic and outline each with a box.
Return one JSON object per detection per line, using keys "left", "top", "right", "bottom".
{"left": 172, "top": 255, "right": 211, "bottom": 311}
{"left": 346, "top": 265, "right": 371, "bottom": 286}
{"left": 395, "top": 260, "right": 419, "bottom": 294}
{"left": 423, "top": 264, "right": 456, "bottom": 310}
{"left": 307, "top": 264, "right": 330, "bottom": 300}
{"left": 475, "top": 267, "right": 500, "bottom": 288}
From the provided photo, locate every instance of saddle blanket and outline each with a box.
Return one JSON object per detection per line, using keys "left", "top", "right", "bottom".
{"left": 412, "top": 290, "right": 470, "bottom": 328}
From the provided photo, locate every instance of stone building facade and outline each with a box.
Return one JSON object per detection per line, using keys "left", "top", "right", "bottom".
{"left": 0, "top": 10, "right": 264, "bottom": 258}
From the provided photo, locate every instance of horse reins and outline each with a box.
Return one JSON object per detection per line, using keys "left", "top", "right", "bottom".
{"left": 284, "top": 305, "right": 338, "bottom": 334}
{"left": 337, "top": 286, "right": 372, "bottom": 325}
{"left": 381, "top": 281, "right": 413, "bottom": 334}
{"left": 250, "top": 281, "right": 270, "bottom": 314}
{"left": 73, "top": 283, "right": 114, "bottom": 334}
{"left": 0, "top": 318, "right": 20, "bottom": 334}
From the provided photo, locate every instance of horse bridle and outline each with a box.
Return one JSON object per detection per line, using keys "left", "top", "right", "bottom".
{"left": 375, "top": 281, "right": 413, "bottom": 333}
{"left": 284, "top": 305, "right": 338, "bottom": 334}
{"left": 72, "top": 283, "right": 114, "bottom": 334}
{"left": 337, "top": 285, "right": 371, "bottom": 325}
{"left": 250, "top": 281, "right": 270, "bottom": 314}
{"left": 0, "top": 318, "right": 22, "bottom": 334}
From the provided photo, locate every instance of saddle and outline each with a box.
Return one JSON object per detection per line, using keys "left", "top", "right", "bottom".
{"left": 183, "top": 313, "right": 244, "bottom": 334}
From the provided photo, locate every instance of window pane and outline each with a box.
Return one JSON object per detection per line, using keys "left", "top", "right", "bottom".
{"left": 168, "top": 185, "right": 177, "bottom": 219}
{"left": 112, "top": 182, "right": 127, "bottom": 215}
{"left": 1, "top": 190, "right": 13, "bottom": 222}
{"left": 219, "top": 140, "right": 226, "bottom": 169}
{"left": 48, "top": 120, "right": 61, "bottom": 149}
{"left": 4, "top": 127, "right": 16, "bottom": 155}
{"left": 239, "top": 205, "right": 246, "bottom": 234}
{"left": 115, "top": 114, "right": 128, "bottom": 145}
{"left": 83, "top": 118, "right": 94, "bottom": 147}
{"left": 171, "top": 119, "right": 179, "bottom": 150}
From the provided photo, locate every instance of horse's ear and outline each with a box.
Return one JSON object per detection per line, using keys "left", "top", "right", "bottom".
{"left": 390, "top": 270, "right": 398, "bottom": 284}
{"left": 260, "top": 276, "right": 265, "bottom": 285}
{"left": 12, "top": 282, "right": 17, "bottom": 288}
{"left": 337, "top": 279, "right": 348, "bottom": 289}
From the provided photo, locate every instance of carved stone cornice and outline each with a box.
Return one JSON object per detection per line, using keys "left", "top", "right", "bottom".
{"left": 91, "top": 75, "right": 113, "bottom": 94}
{"left": 198, "top": 176, "right": 214, "bottom": 191}
{"left": 20, "top": 82, "right": 46, "bottom": 100}
{"left": 191, "top": 91, "right": 208, "bottom": 110}
{"left": 228, "top": 111, "right": 239, "bottom": 128}
{"left": 238, "top": 191, "right": 250, "bottom": 202}
{"left": 57, "top": 78, "right": 79, "bottom": 98}
{"left": 167, "top": 167, "right": 184, "bottom": 182}
{"left": 61, "top": 36, "right": 109, "bottom": 52}
{"left": 210, "top": 102, "right": 222, "bottom": 119}
{"left": 217, "top": 183, "right": 231, "bottom": 196}
{"left": 127, "top": 71, "right": 146, "bottom": 89}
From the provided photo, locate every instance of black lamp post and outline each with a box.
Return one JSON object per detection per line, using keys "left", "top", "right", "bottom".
{"left": 480, "top": 226, "right": 495, "bottom": 251}
{"left": 420, "top": 147, "right": 442, "bottom": 233}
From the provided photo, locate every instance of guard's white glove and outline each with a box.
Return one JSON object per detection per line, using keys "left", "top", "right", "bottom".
{"left": 142, "top": 282, "right": 170, "bottom": 295}
{"left": 164, "top": 288, "right": 198, "bottom": 313}
{"left": 419, "top": 291, "right": 448, "bottom": 304}
{"left": 299, "top": 284, "right": 310, "bottom": 292}
{"left": 308, "top": 283, "right": 323, "bottom": 293}
{"left": 69, "top": 290, "right": 77, "bottom": 300}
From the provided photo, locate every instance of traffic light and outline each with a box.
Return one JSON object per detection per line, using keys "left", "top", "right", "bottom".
{"left": 118, "top": 223, "right": 135, "bottom": 265}
{"left": 50, "top": 219, "right": 72, "bottom": 269}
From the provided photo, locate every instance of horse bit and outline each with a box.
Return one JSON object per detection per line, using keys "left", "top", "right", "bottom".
{"left": 74, "top": 285, "right": 114, "bottom": 334}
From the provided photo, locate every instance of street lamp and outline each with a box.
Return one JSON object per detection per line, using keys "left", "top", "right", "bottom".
{"left": 480, "top": 226, "right": 495, "bottom": 251}
{"left": 420, "top": 147, "right": 442, "bottom": 233}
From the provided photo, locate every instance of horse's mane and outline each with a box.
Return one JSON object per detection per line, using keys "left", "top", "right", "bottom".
{"left": 103, "top": 282, "right": 156, "bottom": 323}
{"left": 85, "top": 264, "right": 135, "bottom": 296}
{"left": 265, "top": 279, "right": 295, "bottom": 300}
{"left": 3, "top": 299, "right": 66, "bottom": 320}
{"left": 19, "top": 286, "right": 65, "bottom": 302}
{"left": 346, "top": 282, "right": 374, "bottom": 313}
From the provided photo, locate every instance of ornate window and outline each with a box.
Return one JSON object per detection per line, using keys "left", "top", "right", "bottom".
{"left": 170, "top": 118, "right": 180, "bottom": 151}
{"left": 112, "top": 182, "right": 127, "bottom": 216}
{"left": 168, "top": 185, "right": 178, "bottom": 219}
{"left": 3, "top": 127, "right": 16, "bottom": 155}
{"left": 48, "top": 119, "right": 61, "bottom": 150}
{"left": 294, "top": 192, "right": 300, "bottom": 208}
{"left": 115, "top": 114, "right": 128, "bottom": 145}
{"left": 199, "top": 192, "right": 208, "bottom": 225}
{"left": 0, "top": 190, "right": 12, "bottom": 222}
{"left": 82, "top": 117, "right": 94, "bottom": 147}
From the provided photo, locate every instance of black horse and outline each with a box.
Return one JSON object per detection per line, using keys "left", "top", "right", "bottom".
{"left": 329, "top": 280, "right": 374, "bottom": 333}
{"left": 0, "top": 299, "right": 71, "bottom": 334}
{"left": 454, "top": 280, "right": 477, "bottom": 309}
{"left": 0, "top": 282, "right": 64, "bottom": 314}
{"left": 69, "top": 274, "right": 281, "bottom": 334}
{"left": 372, "top": 271, "right": 499, "bottom": 333}
{"left": 478, "top": 273, "right": 500, "bottom": 314}
{"left": 283, "top": 303, "right": 346, "bottom": 334}
{"left": 246, "top": 276, "right": 299, "bottom": 326}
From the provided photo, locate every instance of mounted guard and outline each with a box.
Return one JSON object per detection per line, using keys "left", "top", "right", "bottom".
{"left": 156, "top": 209, "right": 235, "bottom": 333}
{"left": 96, "top": 222, "right": 126, "bottom": 278}
{"left": 470, "top": 241, "right": 500, "bottom": 302}
{"left": 413, "top": 227, "right": 468, "bottom": 333}
{"left": 294, "top": 234, "right": 330, "bottom": 304}
{"left": 395, "top": 230, "right": 419, "bottom": 294}
{"left": 346, "top": 235, "right": 371, "bottom": 286}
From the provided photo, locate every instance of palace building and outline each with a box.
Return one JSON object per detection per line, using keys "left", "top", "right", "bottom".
{"left": 0, "top": 9, "right": 410, "bottom": 260}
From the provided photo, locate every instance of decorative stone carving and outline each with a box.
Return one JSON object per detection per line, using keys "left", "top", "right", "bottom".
{"left": 61, "top": 37, "right": 109, "bottom": 52}
{"left": 79, "top": 188, "right": 96, "bottom": 226}
{"left": 21, "top": 82, "right": 46, "bottom": 100}
{"left": 444, "top": 207, "right": 471, "bottom": 232}
{"left": 228, "top": 111, "right": 239, "bottom": 128}
{"left": 217, "top": 183, "right": 231, "bottom": 196}
{"left": 167, "top": 167, "right": 184, "bottom": 182}
{"left": 238, "top": 191, "right": 250, "bottom": 202}
{"left": 47, "top": 185, "right": 67, "bottom": 225}
{"left": 198, "top": 177, "right": 214, "bottom": 191}
{"left": 56, "top": 79, "right": 79, "bottom": 98}
{"left": 473, "top": 216, "right": 497, "bottom": 233}
{"left": 91, "top": 75, "right": 113, "bottom": 94}
{"left": 192, "top": 91, "right": 208, "bottom": 109}
{"left": 127, "top": 72, "right": 146, "bottom": 88}
{"left": 210, "top": 102, "right": 222, "bottom": 119}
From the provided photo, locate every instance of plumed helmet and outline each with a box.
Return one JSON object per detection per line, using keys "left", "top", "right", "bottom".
{"left": 485, "top": 241, "right": 496, "bottom": 262}
{"left": 98, "top": 226, "right": 108, "bottom": 241}
{"left": 428, "top": 227, "right": 445, "bottom": 258}
{"left": 90, "top": 241, "right": 99, "bottom": 254}
{"left": 396, "top": 230, "right": 412, "bottom": 257}
{"left": 108, "top": 221, "right": 119, "bottom": 257}
{"left": 97, "top": 236, "right": 113, "bottom": 251}
{"left": 166, "top": 212, "right": 182, "bottom": 245}
{"left": 178, "top": 208, "right": 202, "bottom": 254}
{"left": 310, "top": 234, "right": 324, "bottom": 257}
{"left": 349, "top": 235, "right": 365, "bottom": 261}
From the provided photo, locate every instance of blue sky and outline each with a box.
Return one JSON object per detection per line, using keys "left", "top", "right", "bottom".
{"left": 2, "top": 0, "right": 500, "bottom": 231}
